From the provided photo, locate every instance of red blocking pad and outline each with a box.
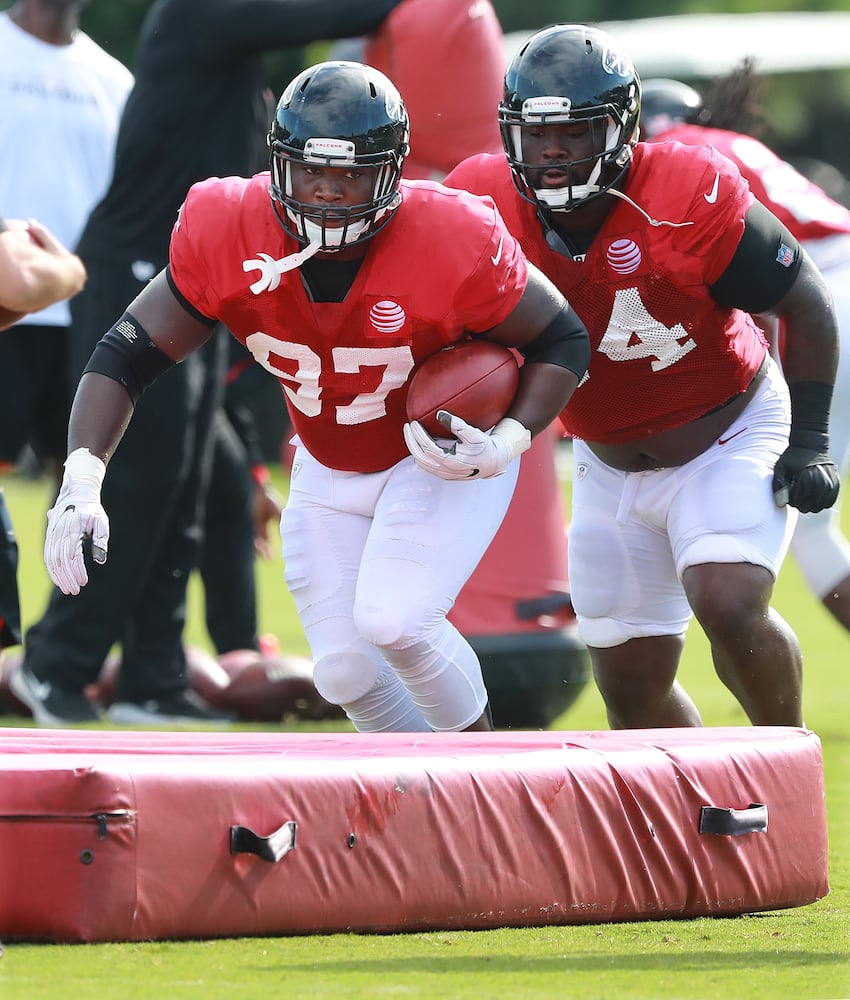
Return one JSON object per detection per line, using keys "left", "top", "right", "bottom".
{"left": 0, "top": 727, "right": 828, "bottom": 943}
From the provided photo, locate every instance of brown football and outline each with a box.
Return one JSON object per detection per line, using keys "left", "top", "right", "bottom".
{"left": 217, "top": 651, "right": 344, "bottom": 723}
{"left": 406, "top": 340, "right": 519, "bottom": 437}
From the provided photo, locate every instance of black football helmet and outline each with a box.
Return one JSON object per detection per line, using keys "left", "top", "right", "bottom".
{"left": 640, "top": 78, "right": 707, "bottom": 139}
{"left": 268, "top": 61, "right": 410, "bottom": 250}
{"left": 499, "top": 24, "right": 640, "bottom": 212}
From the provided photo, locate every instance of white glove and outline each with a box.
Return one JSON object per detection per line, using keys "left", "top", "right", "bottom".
{"left": 44, "top": 448, "right": 109, "bottom": 595}
{"left": 403, "top": 410, "right": 531, "bottom": 481}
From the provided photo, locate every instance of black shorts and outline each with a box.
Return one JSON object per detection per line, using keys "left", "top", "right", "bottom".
{"left": 0, "top": 491, "right": 21, "bottom": 648}
{"left": 0, "top": 323, "right": 70, "bottom": 465}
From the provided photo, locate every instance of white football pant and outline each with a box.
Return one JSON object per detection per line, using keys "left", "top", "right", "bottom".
{"left": 281, "top": 444, "right": 519, "bottom": 731}
{"left": 569, "top": 358, "right": 796, "bottom": 648}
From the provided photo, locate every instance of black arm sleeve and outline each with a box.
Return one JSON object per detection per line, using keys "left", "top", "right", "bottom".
{"left": 709, "top": 199, "right": 803, "bottom": 314}
{"left": 515, "top": 306, "right": 591, "bottom": 379}
{"left": 83, "top": 313, "right": 178, "bottom": 405}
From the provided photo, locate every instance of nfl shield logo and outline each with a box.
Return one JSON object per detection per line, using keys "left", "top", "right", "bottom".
{"left": 576, "top": 462, "right": 590, "bottom": 481}
{"left": 776, "top": 243, "right": 795, "bottom": 267}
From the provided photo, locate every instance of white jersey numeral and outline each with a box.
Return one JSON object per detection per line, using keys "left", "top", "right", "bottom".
{"left": 597, "top": 287, "right": 696, "bottom": 372}
{"left": 331, "top": 346, "right": 415, "bottom": 424}
{"left": 245, "top": 333, "right": 415, "bottom": 425}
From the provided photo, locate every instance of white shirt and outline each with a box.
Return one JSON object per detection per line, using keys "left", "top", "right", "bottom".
{"left": 0, "top": 13, "right": 133, "bottom": 326}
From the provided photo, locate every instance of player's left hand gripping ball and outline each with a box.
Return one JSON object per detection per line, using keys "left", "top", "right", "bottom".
{"left": 403, "top": 410, "right": 531, "bottom": 481}
{"left": 44, "top": 448, "right": 110, "bottom": 595}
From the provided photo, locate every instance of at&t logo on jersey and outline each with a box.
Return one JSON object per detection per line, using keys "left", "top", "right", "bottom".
{"left": 368, "top": 299, "right": 408, "bottom": 336}
{"left": 606, "top": 238, "right": 642, "bottom": 275}
{"left": 604, "top": 233, "right": 647, "bottom": 276}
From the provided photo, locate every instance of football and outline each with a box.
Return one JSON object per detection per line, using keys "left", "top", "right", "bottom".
{"left": 217, "top": 650, "right": 345, "bottom": 723}
{"left": 406, "top": 340, "right": 519, "bottom": 437}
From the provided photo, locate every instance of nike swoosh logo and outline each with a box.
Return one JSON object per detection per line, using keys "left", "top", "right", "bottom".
{"left": 704, "top": 172, "right": 720, "bottom": 204}
{"left": 718, "top": 426, "right": 747, "bottom": 445}
{"left": 491, "top": 235, "right": 504, "bottom": 266}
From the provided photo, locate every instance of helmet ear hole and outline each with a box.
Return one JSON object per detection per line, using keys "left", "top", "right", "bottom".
{"left": 268, "top": 60, "right": 410, "bottom": 250}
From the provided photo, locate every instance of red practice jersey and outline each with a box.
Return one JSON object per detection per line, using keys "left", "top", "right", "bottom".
{"left": 653, "top": 124, "right": 850, "bottom": 244}
{"left": 447, "top": 142, "right": 770, "bottom": 444}
{"left": 169, "top": 174, "right": 527, "bottom": 472}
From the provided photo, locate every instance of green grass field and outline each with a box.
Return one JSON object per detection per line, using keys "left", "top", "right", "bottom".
{"left": 0, "top": 465, "right": 847, "bottom": 1000}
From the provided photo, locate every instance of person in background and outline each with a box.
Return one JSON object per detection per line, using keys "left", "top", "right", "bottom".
{"left": 34, "top": 60, "right": 589, "bottom": 734}
{"left": 198, "top": 340, "right": 284, "bottom": 663}
{"left": 0, "top": 214, "right": 86, "bottom": 682}
{"left": 640, "top": 65, "right": 850, "bottom": 638}
{"left": 200, "top": 0, "right": 508, "bottom": 686}
{"left": 0, "top": 0, "right": 132, "bottom": 482}
{"left": 13, "top": 0, "right": 410, "bottom": 728}
{"left": 445, "top": 23, "right": 839, "bottom": 730}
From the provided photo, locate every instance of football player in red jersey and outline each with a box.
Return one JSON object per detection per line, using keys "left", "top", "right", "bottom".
{"left": 331, "top": 2, "right": 592, "bottom": 728}
{"left": 41, "top": 61, "right": 590, "bottom": 734}
{"left": 640, "top": 69, "right": 850, "bottom": 640}
{"left": 445, "top": 24, "right": 840, "bottom": 729}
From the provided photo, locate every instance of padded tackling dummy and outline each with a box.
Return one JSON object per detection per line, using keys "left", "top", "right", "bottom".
{"left": 0, "top": 726, "right": 828, "bottom": 943}
{"left": 364, "top": 0, "right": 505, "bottom": 180}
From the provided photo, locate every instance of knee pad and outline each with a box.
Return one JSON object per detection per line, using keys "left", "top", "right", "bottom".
{"left": 353, "top": 600, "right": 409, "bottom": 651}
{"left": 312, "top": 648, "right": 380, "bottom": 706}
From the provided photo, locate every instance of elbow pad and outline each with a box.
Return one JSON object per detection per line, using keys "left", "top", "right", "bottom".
{"left": 518, "top": 306, "right": 590, "bottom": 378}
{"left": 83, "top": 312, "right": 176, "bottom": 404}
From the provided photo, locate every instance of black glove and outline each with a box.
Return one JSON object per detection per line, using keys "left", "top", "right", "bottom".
{"left": 772, "top": 430, "right": 840, "bottom": 514}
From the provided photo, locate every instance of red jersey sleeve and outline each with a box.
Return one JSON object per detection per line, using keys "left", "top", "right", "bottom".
{"left": 168, "top": 177, "right": 231, "bottom": 319}
{"left": 633, "top": 141, "right": 754, "bottom": 287}
{"left": 447, "top": 196, "right": 528, "bottom": 334}
{"left": 388, "top": 182, "right": 528, "bottom": 335}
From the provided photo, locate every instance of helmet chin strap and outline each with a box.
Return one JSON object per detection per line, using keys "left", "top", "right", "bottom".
{"left": 274, "top": 239, "right": 323, "bottom": 271}
{"left": 243, "top": 240, "right": 323, "bottom": 292}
